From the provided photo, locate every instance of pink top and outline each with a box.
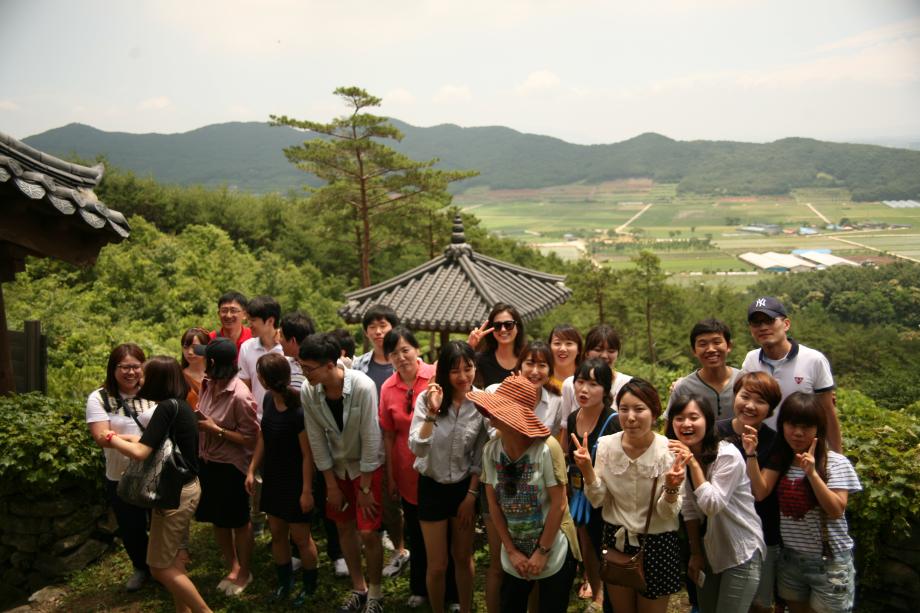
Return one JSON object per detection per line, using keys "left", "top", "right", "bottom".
{"left": 198, "top": 376, "right": 260, "bottom": 475}
{"left": 379, "top": 361, "right": 435, "bottom": 504}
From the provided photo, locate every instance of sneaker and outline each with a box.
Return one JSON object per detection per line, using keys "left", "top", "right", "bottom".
{"left": 336, "top": 590, "right": 368, "bottom": 613}
{"left": 447, "top": 604, "right": 461, "bottom": 613}
{"left": 382, "top": 550, "right": 410, "bottom": 578}
{"left": 364, "top": 597, "right": 385, "bottom": 613}
{"left": 381, "top": 532, "right": 395, "bottom": 552}
{"left": 334, "top": 557, "right": 349, "bottom": 577}
{"left": 292, "top": 556, "right": 302, "bottom": 571}
{"left": 406, "top": 594, "right": 427, "bottom": 608}
{"left": 125, "top": 569, "right": 149, "bottom": 592}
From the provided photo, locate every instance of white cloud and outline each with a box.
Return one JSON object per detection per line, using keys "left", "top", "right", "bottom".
{"left": 0, "top": 99, "right": 20, "bottom": 111}
{"left": 817, "top": 16, "right": 920, "bottom": 52}
{"left": 433, "top": 85, "right": 472, "bottom": 103}
{"left": 137, "top": 96, "right": 173, "bottom": 111}
{"left": 515, "top": 70, "right": 561, "bottom": 95}
{"left": 384, "top": 88, "right": 416, "bottom": 105}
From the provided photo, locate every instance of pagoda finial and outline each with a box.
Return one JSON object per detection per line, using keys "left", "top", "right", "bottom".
{"left": 445, "top": 214, "right": 473, "bottom": 260}
{"left": 451, "top": 215, "right": 466, "bottom": 244}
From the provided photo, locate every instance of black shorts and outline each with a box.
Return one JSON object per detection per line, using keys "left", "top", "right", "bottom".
{"left": 195, "top": 460, "right": 250, "bottom": 529}
{"left": 417, "top": 475, "right": 472, "bottom": 522}
{"left": 601, "top": 523, "right": 681, "bottom": 600}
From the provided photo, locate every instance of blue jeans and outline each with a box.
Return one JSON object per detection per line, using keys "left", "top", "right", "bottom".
{"left": 777, "top": 547, "right": 855, "bottom": 613}
{"left": 698, "top": 551, "right": 762, "bottom": 613}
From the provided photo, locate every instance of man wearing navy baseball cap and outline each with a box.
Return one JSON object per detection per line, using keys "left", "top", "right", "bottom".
{"left": 740, "top": 296, "right": 841, "bottom": 452}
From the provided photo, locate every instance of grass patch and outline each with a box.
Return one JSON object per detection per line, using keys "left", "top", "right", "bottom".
{"left": 53, "top": 521, "right": 690, "bottom": 612}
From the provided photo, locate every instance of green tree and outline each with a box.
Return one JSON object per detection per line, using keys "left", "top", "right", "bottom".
{"left": 626, "top": 251, "right": 669, "bottom": 365}
{"left": 271, "top": 87, "right": 477, "bottom": 287}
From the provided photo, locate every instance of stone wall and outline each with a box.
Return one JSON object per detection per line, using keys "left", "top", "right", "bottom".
{"left": 857, "top": 518, "right": 920, "bottom": 612}
{"left": 0, "top": 486, "right": 111, "bottom": 607}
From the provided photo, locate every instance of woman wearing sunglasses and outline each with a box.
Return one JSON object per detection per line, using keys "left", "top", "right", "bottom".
{"left": 379, "top": 327, "right": 436, "bottom": 608}
{"left": 180, "top": 327, "right": 210, "bottom": 409}
{"left": 468, "top": 302, "right": 526, "bottom": 388}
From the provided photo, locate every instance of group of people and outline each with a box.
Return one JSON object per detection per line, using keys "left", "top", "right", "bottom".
{"left": 86, "top": 291, "right": 860, "bottom": 613}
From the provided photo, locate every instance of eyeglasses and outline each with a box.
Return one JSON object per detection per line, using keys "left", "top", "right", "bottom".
{"left": 492, "top": 320, "right": 518, "bottom": 331}
{"left": 299, "top": 361, "right": 325, "bottom": 375}
{"left": 117, "top": 364, "right": 142, "bottom": 372}
{"left": 219, "top": 307, "right": 243, "bottom": 316}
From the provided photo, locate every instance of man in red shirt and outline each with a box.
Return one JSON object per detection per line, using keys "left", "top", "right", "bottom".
{"left": 210, "top": 291, "right": 253, "bottom": 355}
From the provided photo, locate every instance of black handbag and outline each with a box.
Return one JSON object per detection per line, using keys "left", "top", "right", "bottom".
{"left": 600, "top": 476, "right": 658, "bottom": 591}
{"left": 117, "top": 400, "right": 190, "bottom": 510}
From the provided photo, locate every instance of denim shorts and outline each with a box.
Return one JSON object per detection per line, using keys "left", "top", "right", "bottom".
{"left": 777, "top": 547, "right": 855, "bottom": 613}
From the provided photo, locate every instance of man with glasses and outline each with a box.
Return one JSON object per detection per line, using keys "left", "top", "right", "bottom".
{"left": 300, "top": 333, "right": 385, "bottom": 613}
{"left": 740, "top": 296, "right": 841, "bottom": 451}
{"left": 210, "top": 291, "right": 252, "bottom": 356}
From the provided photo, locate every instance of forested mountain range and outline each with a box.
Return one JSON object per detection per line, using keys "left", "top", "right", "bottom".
{"left": 22, "top": 120, "right": 920, "bottom": 200}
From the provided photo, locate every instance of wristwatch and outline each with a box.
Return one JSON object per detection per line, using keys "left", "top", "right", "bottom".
{"left": 360, "top": 484, "right": 371, "bottom": 495}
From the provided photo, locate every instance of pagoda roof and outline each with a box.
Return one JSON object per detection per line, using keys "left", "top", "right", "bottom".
{"left": 0, "top": 130, "right": 129, "bottom": 269}
{"left": 338, "top": 216, "right": 571, "bottom": 332}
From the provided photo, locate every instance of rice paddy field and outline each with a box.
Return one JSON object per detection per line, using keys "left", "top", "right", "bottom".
{"left": 456, "top": 182, "right": 920, "bottom": 286}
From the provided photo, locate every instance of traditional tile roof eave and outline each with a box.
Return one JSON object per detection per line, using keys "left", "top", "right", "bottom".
{"left": 0, "top": 130, "right": 130, "bottom": 241}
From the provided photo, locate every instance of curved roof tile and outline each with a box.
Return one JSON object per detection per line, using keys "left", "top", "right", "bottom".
{"left": 338, "top": 216, "right": 570, "bottom": 331}
{"left": 0, "top": 130, "right": 130, "bottom": 239}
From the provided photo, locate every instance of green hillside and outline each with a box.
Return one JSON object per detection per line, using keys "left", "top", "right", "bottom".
{"left": 22, "top": 120, "right": 920, "bottom": 200}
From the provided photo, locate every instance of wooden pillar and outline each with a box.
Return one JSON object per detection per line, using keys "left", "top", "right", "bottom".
{"left": 0, "top": 283, "right": 14, "bottom": 395}
{"left": 439, "top": 329, "right": 450, "bottom": 353}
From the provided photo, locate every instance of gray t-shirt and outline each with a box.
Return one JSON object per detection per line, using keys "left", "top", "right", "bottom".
{"left": 667, "top": 367, "right": 742, "bottom": 422}
{"left": 365, "top": 358, "right": 394, "bottom": 396}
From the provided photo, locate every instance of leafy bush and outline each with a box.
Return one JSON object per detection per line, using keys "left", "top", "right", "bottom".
{"left": 0, "top": 394, "right": 103, "bottom": 497}
{"left": 838, "top": 389, "right": 920, "bottom": 573}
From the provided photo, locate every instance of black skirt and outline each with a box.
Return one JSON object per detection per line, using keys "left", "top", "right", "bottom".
{"left": 417, "top": 475, "right": 472, "bottom": 522}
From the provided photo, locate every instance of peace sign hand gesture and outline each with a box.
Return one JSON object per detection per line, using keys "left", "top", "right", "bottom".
{"left": 741, "top": 425, "right": 759, "bottom": 456}
{"left": 570, "top": 433, "right": 593, "bottom": 473}
{"left": 665, "top": 453, "right": 689, "bottom": 489}
{"left": 467, "top": 320, "right": 494, "bottom": 348}
{"left": 796, "top": 438, "right": 818, "bottom": 477}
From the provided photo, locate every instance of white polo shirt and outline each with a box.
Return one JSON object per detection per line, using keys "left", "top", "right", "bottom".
{"left": 238, "top": 336, "right": 283, "bottom": 420}
{"left": 741, "top": 339, "right": 834, "bottom": 429}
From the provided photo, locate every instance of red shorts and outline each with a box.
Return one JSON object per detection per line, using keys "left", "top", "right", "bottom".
{"left": 325, "top": 467, "right": 384, "bottom": 531}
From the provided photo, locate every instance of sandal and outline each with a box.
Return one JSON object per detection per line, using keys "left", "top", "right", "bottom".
{"left": 578, "top": 581, "right": 594, "bottom": 600}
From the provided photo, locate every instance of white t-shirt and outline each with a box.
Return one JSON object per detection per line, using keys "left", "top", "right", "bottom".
{"left": 237, "top": 336, "right": 283, "bottom": 420}
{"left": 560, "top": 371, "right": 633, "bottom": 428}
{"left": 777, "top": 450, "right": 861, "bottom": 555}
{"left": 85, "top": 389, "right": 156, "bottom": 481}
{"left": 741, "top": 340, "right": 834, "bottom": 430}
{"left": 481, "top": 437, "right": 568, "bottom": 580}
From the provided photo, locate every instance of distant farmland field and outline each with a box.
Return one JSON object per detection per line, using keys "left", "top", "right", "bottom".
{"left": 456, "top": 182, "right": 920, "bottom": 283}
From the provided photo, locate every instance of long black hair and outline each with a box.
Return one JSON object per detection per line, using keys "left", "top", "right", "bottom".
{"left": 666, "top": 394, "right": 719, "bottom": 469}
{"left": 774, "top": 392, "right": 829, "bottom": 505}
{"left": 434, "top": 341, "right": 476, "bottom": 416}
{"left": 476, "top": 303, "right": 525, "bottom": 356}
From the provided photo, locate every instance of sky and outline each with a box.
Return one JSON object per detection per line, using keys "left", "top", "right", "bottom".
{"left": 1, "top": 0, "right": 919, "bottom": 146}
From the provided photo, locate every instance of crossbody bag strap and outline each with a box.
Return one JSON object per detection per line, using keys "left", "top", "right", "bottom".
{"left": 635, "top": 476, "right": 659, "bottom": 554}
{"left": 590, "top": 411, "right": 618, "bottom": 461}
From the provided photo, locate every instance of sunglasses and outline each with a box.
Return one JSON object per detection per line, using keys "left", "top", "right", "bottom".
{"left": 500, "top": 460, "right": 519, "bottom": 498}
{"left": 492, "top": 320, "right": 518, "bottom": 332}
{"left": 405, "top": 388, "right": 415, "bottom": 414}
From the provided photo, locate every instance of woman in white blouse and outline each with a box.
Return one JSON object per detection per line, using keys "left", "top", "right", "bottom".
{"left": 572, "top": 378, "right": 687, "bottom": 613}
{"left": 667, "top": 394, "right": 765, "bottom": 613}
{"left": 409, "top": 341, "right": 490, "bottom": 613}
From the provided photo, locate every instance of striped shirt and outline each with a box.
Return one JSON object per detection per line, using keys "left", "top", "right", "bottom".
{"left": 777, "top": 450, "right": 861, "bottom": 555}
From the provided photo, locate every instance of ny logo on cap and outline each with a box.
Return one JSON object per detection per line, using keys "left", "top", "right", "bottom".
{"left": 755, "top": 298, "right": 767, "bottom": 307}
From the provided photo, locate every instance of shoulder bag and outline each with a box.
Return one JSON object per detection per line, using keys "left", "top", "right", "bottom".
{"left": 117, "top": 400, "right": 190, "bottom": 510}
{"left": 601, "top": 475, "right": 659, "bottom": 591}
